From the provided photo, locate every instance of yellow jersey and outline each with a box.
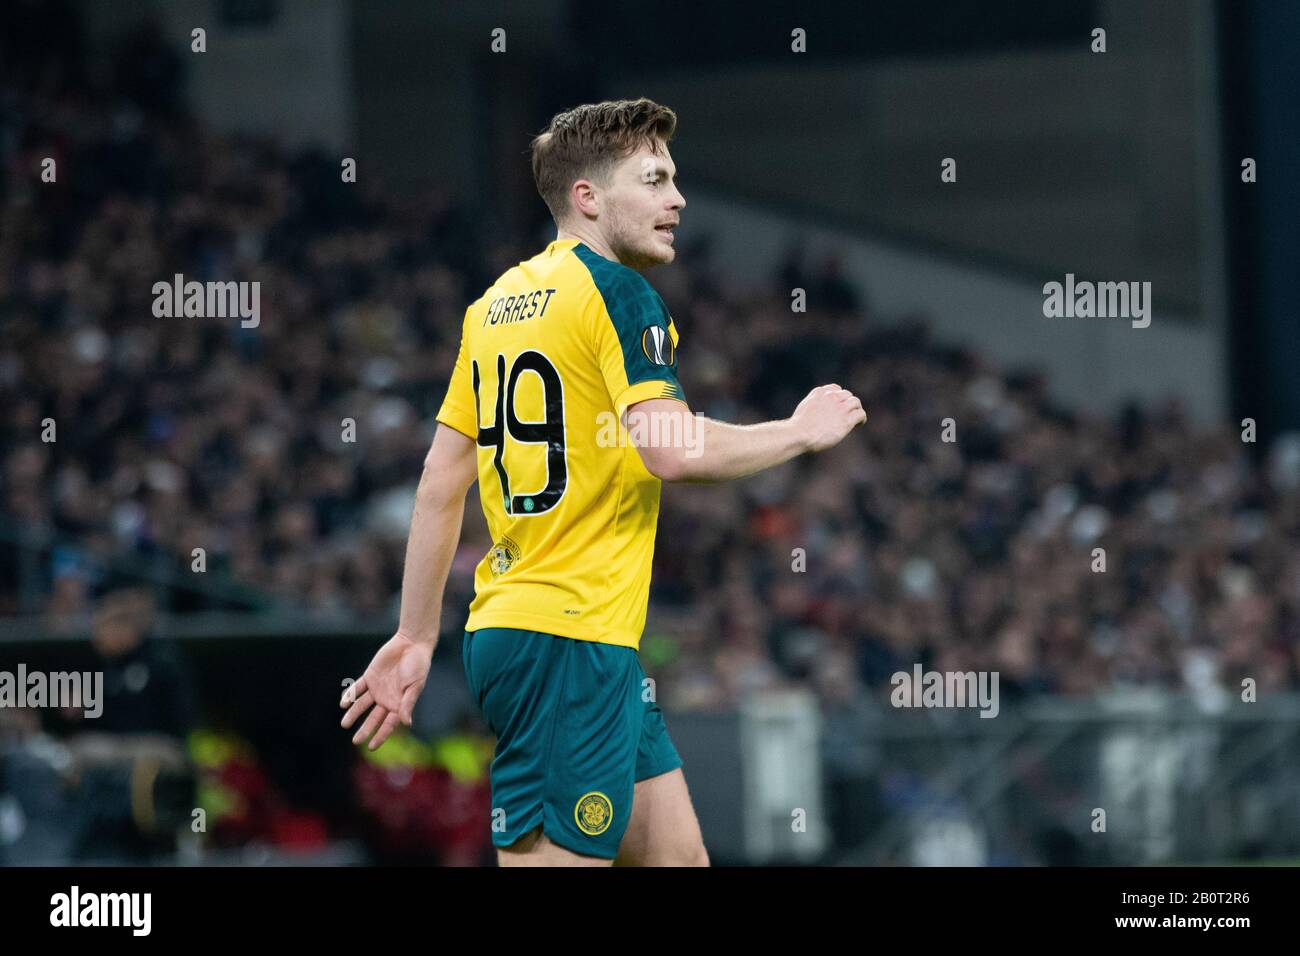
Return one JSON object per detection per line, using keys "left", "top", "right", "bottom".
{"left": 435, "top": 238, "right": 686, "bottom": 649}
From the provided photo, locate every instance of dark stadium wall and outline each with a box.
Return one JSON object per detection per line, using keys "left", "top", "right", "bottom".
{"left": 1220, "top": 0, "right": 1300, "bottom": 445}
{"left": 78, "top": 0, "right": 355, "bottom": 153}
{"left": 587, "top": 0, "right": 1209, "bottom": 319}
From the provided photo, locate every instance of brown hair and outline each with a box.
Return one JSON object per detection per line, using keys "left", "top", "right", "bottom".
{"left": 530, "top": 98, "right": 677, "bottom": 222}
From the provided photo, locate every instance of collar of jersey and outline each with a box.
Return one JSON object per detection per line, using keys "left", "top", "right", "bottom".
{"left": 545, "top": 237, "right": 589, "bottom": 258}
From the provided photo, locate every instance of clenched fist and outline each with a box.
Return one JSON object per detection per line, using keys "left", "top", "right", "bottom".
{"left": 790, "top": 384, "right": 867, "bottom": 452}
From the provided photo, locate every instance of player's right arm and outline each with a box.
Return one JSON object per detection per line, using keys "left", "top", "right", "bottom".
{"left": 395, "top": 422, "right": 478, "bottom": 646}
{"left": 397, "top": 308, "right": 481, "bottom": 647}
{"left": 628, "top": 385, "right": 866, "bottom": 483}
{"left": 341, "top": 314, "right": 480, "bottom": 751}
{"left": 339, "top": 423, "right": 476, "bottom": 750}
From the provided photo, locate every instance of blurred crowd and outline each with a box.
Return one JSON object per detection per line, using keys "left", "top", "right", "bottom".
{"left": 5, "top": 28, "right": 1300, "bottom": 737}
{"left": 651, "top": 310, "right": 1300, "bottom": 711}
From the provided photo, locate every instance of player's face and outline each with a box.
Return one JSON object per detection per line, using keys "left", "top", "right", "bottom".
{"left": 602, "top": 142, "right": 685, "bottom": 270}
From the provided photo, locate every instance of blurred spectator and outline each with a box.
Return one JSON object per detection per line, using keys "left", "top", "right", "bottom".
{"left": 85, "top": 588, "right": 198, "bottom": 738}
{"left": 1, "top": 588, "right": 200, "bottom": 863}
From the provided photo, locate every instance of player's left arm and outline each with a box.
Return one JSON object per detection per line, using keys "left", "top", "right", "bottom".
{"left": 628, "top": 386, "right": 865, "bottom": 483}
{"left": 591, "top": 275, "right": 864, "bottom": 482}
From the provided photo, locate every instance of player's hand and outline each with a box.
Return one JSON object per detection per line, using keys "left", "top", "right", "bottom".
{"left": 790, "top": 384, "right": 867, "bottom": 452}
{"left": 339, "top": 632, "right": 434, "bottom": 751}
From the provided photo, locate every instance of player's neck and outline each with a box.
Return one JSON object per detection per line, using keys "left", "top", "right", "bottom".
{"left": 555, "top": 227, "right": 619, "bottom": 266}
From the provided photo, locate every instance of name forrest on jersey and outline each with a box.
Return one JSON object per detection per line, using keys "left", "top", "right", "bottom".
{"left": 482, "top": 288, "right": 558, "bottom": 328}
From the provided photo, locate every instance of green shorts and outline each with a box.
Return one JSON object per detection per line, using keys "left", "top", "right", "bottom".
{"left": 461, "top": 627, "right": 683, "bottom": 859}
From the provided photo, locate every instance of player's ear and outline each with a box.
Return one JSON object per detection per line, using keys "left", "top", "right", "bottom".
{"left": 571, "top": 179, "right": 599, "bottom": 218}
